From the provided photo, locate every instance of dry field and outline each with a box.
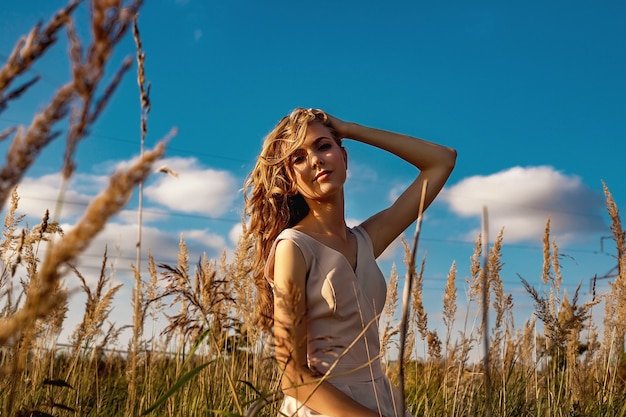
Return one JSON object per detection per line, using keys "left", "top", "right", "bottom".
{"left": 1, "top": 2, "right": 625, "bottom": 416}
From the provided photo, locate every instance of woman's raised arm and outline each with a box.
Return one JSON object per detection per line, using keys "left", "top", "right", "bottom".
{"left": 328, "top": 115, "right": 457, "bottom": 258}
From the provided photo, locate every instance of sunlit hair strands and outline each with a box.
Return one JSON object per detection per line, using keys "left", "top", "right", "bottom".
{"left": 243, "top": 108, "right": 340, "bottom": 330}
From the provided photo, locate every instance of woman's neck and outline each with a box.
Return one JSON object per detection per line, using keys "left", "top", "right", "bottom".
{"left": 298, "top": 197, "right": 348, "bottom": 239}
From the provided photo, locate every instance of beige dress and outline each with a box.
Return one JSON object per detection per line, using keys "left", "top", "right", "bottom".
{"left": 265, "top": 225, "right": 411, "bottom": 417}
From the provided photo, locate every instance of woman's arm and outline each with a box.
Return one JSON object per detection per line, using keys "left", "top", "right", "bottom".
{"left": 273, "top": 239, "right": 384, "bottom": 417}
{"left": 329, "top": 115, "right": 457, "bottom": 258}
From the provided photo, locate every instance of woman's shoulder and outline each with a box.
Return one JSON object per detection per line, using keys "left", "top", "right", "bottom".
{"left": 276, "top": 227, "right": 306, "bottom": 240}
{"left": 265, "top": 228, "right": 316, "bottom": 281}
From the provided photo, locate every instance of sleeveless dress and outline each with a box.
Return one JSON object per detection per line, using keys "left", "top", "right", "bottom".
{"left": 265, "top": 225, "right": 411, "bottom": 417}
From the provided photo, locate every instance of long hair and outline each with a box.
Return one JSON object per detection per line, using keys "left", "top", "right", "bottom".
{"left": 243, "top": 108, "right": 338, "bottom": 330}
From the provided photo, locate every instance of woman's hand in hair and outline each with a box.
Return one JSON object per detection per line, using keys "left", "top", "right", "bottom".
{"left": 325, "top": 113, "right": 353, "bottom": 140}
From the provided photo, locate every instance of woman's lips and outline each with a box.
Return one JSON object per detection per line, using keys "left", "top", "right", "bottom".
{"left": 314, "top": 170, "right": 331, "bottom": 181}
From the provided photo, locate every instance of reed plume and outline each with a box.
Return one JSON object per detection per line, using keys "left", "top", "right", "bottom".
{"left": 0, "top": 82, "right": 74, "bottom": 210}
{"left": 228, "top": 225, "right": 261, "bottom": 350}
{"left": 602, "top": 182, "right": 626, "bottom": 359}
{"left": 381, "top": 263, "right": 399, "bottom": 358}
{"left": 156, "top": 237, "right": 235, "bottom": 345}
{"left": 411, "top": 254, "right": 428, "bottom": 342}
{"left": 0, "top": 141, "right": 166, "bottom": 347}
{"left": 489, "top": 229, "right": 513, "bottom": 366}
{"left": 126, "top": 13, "right": 151, "bottom": 415}
{"left": 70, "top": 248, "right": 122, "bottom": 350}
{"left": 58, "top": 0, "right": 142, "bottom": 221}
{"left": 443, "top": 261, "right": 457, "bottom": 350}
{"left": 0, "top": 1, "right": 79, "bottom": 111}
{"left": 520, "top": 227, "right": 598, "bottom": 374}
{"left": 146, "top": 250, "right": 163, "bottom": 325}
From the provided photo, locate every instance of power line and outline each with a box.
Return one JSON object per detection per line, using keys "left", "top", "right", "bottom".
{"left": 14, "top": 193, "right": 243, "bottom": 224}
{"left": 0, "top": 52, "right": 67, "bottom": 89}
{"left": 0, "top": 115, "right": 255, "bottom": 167}
{"left": 9, "top": 191, "right": 618, "bottom": 259}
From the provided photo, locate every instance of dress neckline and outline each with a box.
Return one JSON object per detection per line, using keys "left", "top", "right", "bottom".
{"left": 289, "top": 227, "right": 359, "bottom": 273}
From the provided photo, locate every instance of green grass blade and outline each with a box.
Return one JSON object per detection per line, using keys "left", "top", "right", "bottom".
{"left": 182, "top": 329, "right": 211, "bottom": 368}
{"left": 140, "top": 360, "right": 213, "bottom": 415}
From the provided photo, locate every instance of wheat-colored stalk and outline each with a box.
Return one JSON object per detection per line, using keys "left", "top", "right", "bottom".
{"left": 1, "top": 189, "right": 24, "bottom": 282}
{"left": 425, "top": 330, "right": 441, "bottom": 362}
{"left": 602, "top": 182, "right": 626, "bottom": 359}
{"left": 541, "top": 219, "right": 552, "bottom": 286}
{"left": 443, "top": 261, "right": 457, "bottom": 349}
{"left": 0, "top": 141, "right": 166, "bottom": 347}
{"left": 398, "top": 180, "right": 428, "bottom": 416}
{"left": 441, "top": 260, "right": 457, "bottom": 411}
{"left": 480, "top": 206, "right": 492, "bottom": 417}
{"left": 0, "top": 1, "right": 79, "bottom": 99}
{"left": 488, "top": 228, "right": 512, "bottom": 371}
{"left": 2, "top": 200, "right": 65, "bottom": 374}
{"left": 411, "top": 254, "right": 428, "bottom": 342}
{"left": 125, "top": 13, "right": 151, "bottom": 415}
{"left": 0, "top": 82, "right": 74, "bottom": 210}
{"left": 146, "top": 250, "right": 162, "bottom": 325}
{"left": 467, "top": 234, "right": 483, "bottom": 302}
{"left": 380, "top": 263, "right": 399, "bottom": 359}
{"left": 228, "top": 223, "right": 257, "bottom": 343}
{"left": 67, "top": 252, "right": 122, "bottom": 382}
{"left": 0, "top": 127, "right": 17, "bottom": 142}
{"left": 126, "top": 263, "right": 143, "bottom": 415}
{"left": 57, "top": 0, "right": 140, "bottom": 220}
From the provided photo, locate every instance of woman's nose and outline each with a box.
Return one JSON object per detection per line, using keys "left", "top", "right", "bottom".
{"left": 309, "top": 151, "right": 323, "bottom": 167}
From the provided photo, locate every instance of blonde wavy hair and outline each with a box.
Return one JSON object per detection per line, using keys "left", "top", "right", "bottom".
{"left": 243, "top": 108, "right": 339, "bottom": 330}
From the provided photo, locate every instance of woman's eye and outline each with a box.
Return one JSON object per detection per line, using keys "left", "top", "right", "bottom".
{"left": 292, "top": 154, "right": 306, "bottom": 164}
{"left": 319, "top": 143, "right": 331, "bottom": 151}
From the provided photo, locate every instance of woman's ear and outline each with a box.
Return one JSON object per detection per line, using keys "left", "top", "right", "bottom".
{"left": 342, "top": 147, "right": 348, "bottom": 170}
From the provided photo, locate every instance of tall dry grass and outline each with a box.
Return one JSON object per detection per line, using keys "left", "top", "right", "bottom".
{"left": 1, "top": 2, "right": 626, "bottom": 417}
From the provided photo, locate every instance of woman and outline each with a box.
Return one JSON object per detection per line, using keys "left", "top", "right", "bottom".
{"left": 244, "top": 108, "right": 456, "bottom": 417}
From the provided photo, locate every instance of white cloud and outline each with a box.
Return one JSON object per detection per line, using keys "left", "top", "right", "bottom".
{"left": 388, "top": 182, "right": 407, "bottom": 203}
{"left": 346, "top": 161, "right": 378, "bottom": 183}
{"left": 442, "top": 166, "right": 605, "bottom": 243}
{"left": 182, "top": 228, "right": 226, "bottom": 253}
{"left": 16, "top": 174, "right": 103, "bottom": 221}
{"left": 11, "top": 157, "right": 239, "bottom": 277}
{"left": 71, "top": 223, "right": 180, "bottom": 277}
{"left": 65, "top": 220, "right": 228, "bottom": 281}
{"left": 144, "top": 157, "right": 239, "bottom": 216}
{"left": 116, "top": 208, "right": 169, "bottom": 225}
{"left": 71, "top": 172, "right": 110, "bottom": 193}
{"left": 228, "top": 222, "right": 244, "bottom": 246}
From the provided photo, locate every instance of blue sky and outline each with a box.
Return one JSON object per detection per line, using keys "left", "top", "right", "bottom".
{"left": 1, "top": 0, "right": 625, "bottom": 347}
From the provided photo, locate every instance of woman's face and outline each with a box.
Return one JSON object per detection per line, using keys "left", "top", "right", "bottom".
{"left": 289, "top": 121, "right": 347, "bottom": 202}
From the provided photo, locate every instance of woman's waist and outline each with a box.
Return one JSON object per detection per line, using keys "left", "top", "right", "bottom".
{"left": 308, "top": 354, "right": 384, "bottom": 383}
